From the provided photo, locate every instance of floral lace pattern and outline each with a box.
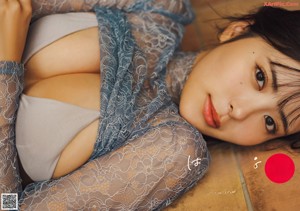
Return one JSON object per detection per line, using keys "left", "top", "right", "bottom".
{"left": 0, "top": 61, "right": 23, "bottom": 194}
{"left": 166, "top": 52, "right": 198, "bottom": 105}
{"left": 0, "top": 1, "right": 210, "bottom": 210}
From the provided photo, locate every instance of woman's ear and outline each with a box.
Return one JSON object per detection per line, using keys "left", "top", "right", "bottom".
{"left": 218, "top": 21, "right": 252, "bottom": 43}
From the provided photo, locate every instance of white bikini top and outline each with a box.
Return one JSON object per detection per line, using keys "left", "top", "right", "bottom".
{"left": 22, "top": 12, "right": 98, "bottom": 63}
{"left": 16, "top": 12, "right": 99, "bottom": 181}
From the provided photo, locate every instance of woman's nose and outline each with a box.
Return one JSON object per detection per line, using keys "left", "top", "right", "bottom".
{"left": 228, "top": 95, "right": 275, "bottom": 120}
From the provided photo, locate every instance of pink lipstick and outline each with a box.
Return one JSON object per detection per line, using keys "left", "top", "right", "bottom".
{"left": 203, "top": 95, "right": 221, "bottom": 128}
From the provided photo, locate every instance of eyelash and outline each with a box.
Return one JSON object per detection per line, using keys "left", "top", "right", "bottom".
{"left": 264, "top": 115, "right": 277, "bottom": 134}
{"left": 255, "top": 65, "right": 267, "bottom": 90}
{"left": 255, "top": 65, "right": 277, "bottom": 134}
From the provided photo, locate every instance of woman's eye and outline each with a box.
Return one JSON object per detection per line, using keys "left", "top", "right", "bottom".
{"left": 264, "top": 115, "right": 276, "bottom": 134}
{"left": 255, "top": 67, "right": 265, "bottom": 90}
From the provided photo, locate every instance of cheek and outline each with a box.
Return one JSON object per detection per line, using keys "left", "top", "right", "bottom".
{"left": 207, "top": 71, "right": 249, "bottom": 103}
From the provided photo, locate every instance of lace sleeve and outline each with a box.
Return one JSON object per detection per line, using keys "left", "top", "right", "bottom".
{"left": 166, "top": 52, "right": 198, "bottom": 104}
{"left": 31, "top": 0, "right": 194, "bottom": 22}
{"left": 18, "top": 2, "right": 206, "bottom": 210}
{"left": 19, "top": 123, "right": 209, "bottom": 210}
{"left": 0, "top": 61, "right": 23, "bottom": 195}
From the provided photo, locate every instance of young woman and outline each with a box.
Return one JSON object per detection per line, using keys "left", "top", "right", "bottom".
{"left": 0, "top": 0, "right": 299, "bottom": 210}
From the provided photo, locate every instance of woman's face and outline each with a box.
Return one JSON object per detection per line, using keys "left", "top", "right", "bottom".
{"left": 180, "top": 36, "right": 300, "bottom": 145}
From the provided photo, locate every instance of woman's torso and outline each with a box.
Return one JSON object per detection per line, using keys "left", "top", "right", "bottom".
{"left": 20, "top": 16, "right": 102, "bottom": 181}
{"left": 17, "top": 9, "right": 197, "bottom": 183}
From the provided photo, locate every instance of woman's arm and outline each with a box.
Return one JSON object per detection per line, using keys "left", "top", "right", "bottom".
{"left": 31, "top": 0, "right": 193, "bottom": 22}
{"left": 20, "top": 124, "right": 209, "bottom": 210}
{"left": 0, "top": 62, "right": 24, "bottom": 195}
{"left": 31, "top": 0, "right": 107, "bottom": 20}
{"left": 0, "top": 0, "right": 32, "bottom": 196}
{"left": 0, "top": 0, "right": 32, "bottom": 62}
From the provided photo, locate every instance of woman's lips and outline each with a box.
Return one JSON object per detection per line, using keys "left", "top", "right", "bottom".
{"left": 203, "top": 95, "right": 221, "bottom": 128}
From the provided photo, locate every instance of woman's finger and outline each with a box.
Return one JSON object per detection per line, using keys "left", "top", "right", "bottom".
{"left": 7, "top": 0, "right": 22, "bottom": 11}
{"left": 19, "top": 0, "right": 32, "bottom": 13}
{"left": 0, "top": 0, "right": 6, "bottom": 5}
{"left": 0, "top": 0, "right": 32, "bottom": 61}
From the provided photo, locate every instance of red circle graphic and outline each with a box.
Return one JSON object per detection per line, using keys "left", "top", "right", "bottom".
{"left": 265, "top": 153, "right": 295, "bottom": 184}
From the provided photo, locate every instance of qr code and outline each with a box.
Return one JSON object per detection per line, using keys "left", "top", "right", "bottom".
{"left": 1, "top": 193, "right": 18, "bottom": 210}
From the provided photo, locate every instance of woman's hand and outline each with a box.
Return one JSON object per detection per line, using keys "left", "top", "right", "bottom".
{"left": 0, "top": 0, "right": 32, "bottom": 62}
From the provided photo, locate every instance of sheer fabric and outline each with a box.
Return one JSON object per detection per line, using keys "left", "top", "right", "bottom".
{"left": 0, "top": 62, "right": 23, "bottom": 195}
{"left": 0, "top": 0, "right": 211, "bottom": 210}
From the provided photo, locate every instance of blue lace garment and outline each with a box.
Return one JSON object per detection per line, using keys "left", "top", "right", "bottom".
{"left": 0, "top": 1, "right": 210, "bottom": 210}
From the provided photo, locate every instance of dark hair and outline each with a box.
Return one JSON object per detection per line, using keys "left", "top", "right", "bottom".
{"left": 217, "top": 6, "right": 300, "bottom": 148}
{"left": 220, "top": 6, "right": 300, "bottom": 61}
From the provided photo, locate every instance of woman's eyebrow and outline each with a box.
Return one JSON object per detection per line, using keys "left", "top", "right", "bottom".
{"left": 266, "top": 59, "right": 279, "bottom": 92}
{"left": 279, "top": 110, "right": 288, "bottom": 135}
{"left": 269, "top": 67, "right": 288, "bottom": 134}
{"left": 269, "top": 60, "right": 300, "bottom": 91}
{"left": 270, "top": 67, "right": 278, "bottom": 91}
{"left": 270, "top": 61, "right": 300, "bottom": 73}
{"left": 268, "top": 60, "right": 300, "bottom": 135}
